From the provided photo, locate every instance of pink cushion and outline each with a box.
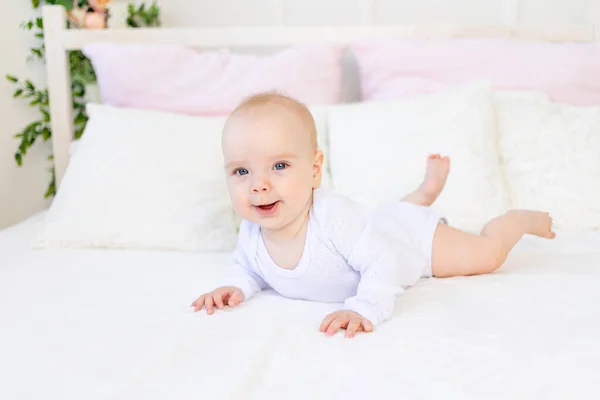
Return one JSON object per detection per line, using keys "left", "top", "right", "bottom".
{"left": 353, "top": 38, "right": 600, "bottom": 105}
{"left": 83, "top": 43, "right": 343, "bottom": 115}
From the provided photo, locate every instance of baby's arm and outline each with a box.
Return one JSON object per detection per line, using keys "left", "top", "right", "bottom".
{"left": 191, "top": 220, "right": 268, "bottom": 313}
{"left": 319, "top": 198, "right": 420, "bottom": 336}
{"left": 343, "top": 227, "right": 408, "bottom": 325}
{"left": 219, "top": 247, "right": 268, "bottom": 302}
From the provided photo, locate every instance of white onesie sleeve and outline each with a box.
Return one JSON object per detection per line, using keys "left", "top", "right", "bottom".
{"left": 219, "top": 220, "right": 269, "bottom": 301}
{"left": 318, "top": 195, "right": 418, "bottom": 326}
{"left": 343, "top": 225, "right": 412, "bottom": 326}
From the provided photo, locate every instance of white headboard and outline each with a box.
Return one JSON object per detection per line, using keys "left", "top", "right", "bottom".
{"left": 42, "top": 4, "right": 598, "bottom": 189}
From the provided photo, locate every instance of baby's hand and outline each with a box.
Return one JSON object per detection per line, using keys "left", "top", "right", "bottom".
{"left": 319, "top": 310, "right": 374, "bottom": 338}
{"left": 191, "top": 286, "right": 244, "bottom": 315}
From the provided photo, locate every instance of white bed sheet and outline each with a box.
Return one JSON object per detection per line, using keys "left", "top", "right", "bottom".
{"left": 1, "top": 212, "right": 599, "bottom": 400}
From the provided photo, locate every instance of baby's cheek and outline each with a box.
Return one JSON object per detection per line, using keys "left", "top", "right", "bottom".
{"left": 230, "top": 189, "right": 247, "bottom": 206}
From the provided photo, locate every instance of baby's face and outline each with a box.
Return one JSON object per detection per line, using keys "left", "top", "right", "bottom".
{"left": 222, "top": 109, "right": 322, "bottom": 232}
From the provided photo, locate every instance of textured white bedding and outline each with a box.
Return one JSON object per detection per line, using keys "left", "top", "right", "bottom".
{"left": 1, "top": 212, "right": 599, "bottom": 399}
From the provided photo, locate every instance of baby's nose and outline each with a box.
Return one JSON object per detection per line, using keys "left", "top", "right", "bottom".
{"left": 251, "top": 178, "right": 271, "bottom": 193}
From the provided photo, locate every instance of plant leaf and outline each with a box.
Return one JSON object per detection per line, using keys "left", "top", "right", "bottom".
{"left": 58, "top": 0, "right": 74, "bottom": 11}
{"left": 31, "top": 48, "right": 43, "bottom": 58}
{"left": 6, "top": 75, "right": 18, "bottom": 83}
{"left": 44, "top": 181, "right": 56, "bottom": 198}
{"left": 74, "top": 112, "right": 87, "bottom": 125}
{"left": 41, "top": 109, "right": 51, "bottom": 122}
{"left": 41, "top": 127, "right": 52, "bottom": 140}
{"left": 31, "top": 0, "right": 40, "bottom": 8}
{"left": 15, "top": 153, "right": 23, "bottom": 166}
{"left": 18, "top": 142, "right": 28, "bottom": 155}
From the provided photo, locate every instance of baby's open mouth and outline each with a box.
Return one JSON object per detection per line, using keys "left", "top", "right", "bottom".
{"left": 257, "top": 201, "right": 278, "bottom": 210}
{"left": 254, "top": 201, "right": 280, "bottom": 216}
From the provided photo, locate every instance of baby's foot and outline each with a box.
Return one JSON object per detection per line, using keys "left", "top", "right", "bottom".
{"left": 417, "top": 154, "right": 450, "bottom": 206}
{"left": 511, "top": 210, "right": 556, "bottom": 239}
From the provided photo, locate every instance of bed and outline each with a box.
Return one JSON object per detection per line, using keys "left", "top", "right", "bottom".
{"left": 1, "top": 5, "right": 600, "bottom": 399}
{"left": 3, "top": 209, "right": 600, "bottom": 399}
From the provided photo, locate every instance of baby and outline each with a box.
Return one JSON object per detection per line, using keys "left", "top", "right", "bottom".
{"left": 191, "top": 92, "right": 555, "bottom": 338}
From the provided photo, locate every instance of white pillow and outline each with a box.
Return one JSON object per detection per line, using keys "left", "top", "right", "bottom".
{"left": 35, "top": 104, "right": 239, "bottom": 252}
{"left": 495, "top": 90, "right": 600, "bottom": 231}
{"left": 326, "top": 83, "right": 509, "bottom": 232}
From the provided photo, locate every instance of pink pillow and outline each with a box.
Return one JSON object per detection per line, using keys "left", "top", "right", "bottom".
{"left": 83, "top": 42, "right": 343, "bottom": 115}
{"left": 353, "top": 38, "right": 600, "bottom": 105}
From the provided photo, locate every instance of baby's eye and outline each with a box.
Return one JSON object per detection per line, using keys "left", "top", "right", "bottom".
{"left": 274, "top": 162, "right": 287, "bottom": 171}
{"left": 234, "top": 168, "right": 249, "bottom": 176}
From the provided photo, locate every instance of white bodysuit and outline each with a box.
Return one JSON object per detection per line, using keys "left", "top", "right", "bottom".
{"left": 221, "top": 188, "right": 444, "bottom": 326}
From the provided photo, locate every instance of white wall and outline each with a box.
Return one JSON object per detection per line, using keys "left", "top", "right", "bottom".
{"left": 0, "top": 0, "right": 599, "bottom": 229}
{"left": 154, "top": 0, "right": 600, "bottom": 27}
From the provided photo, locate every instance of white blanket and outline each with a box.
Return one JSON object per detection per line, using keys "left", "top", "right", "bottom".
{"left": 1, "top": 212, "right": 599, "bottom": 399}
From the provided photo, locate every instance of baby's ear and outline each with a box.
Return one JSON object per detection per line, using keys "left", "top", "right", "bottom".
{"left": 312, "top": 149, "right": 324, "bottom": 188}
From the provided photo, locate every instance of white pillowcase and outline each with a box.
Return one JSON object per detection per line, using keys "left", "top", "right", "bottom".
{"left": 35, "top": 104, "right": 239, "bottom": 252}
{"left": 35, "top": 103, "right": 334, "bottom": 251}
{"left": 326, "top": 83, "right": 509, "bottom": 232}
{"left": 495, "top": 91, "right": 600, "bottom": 231}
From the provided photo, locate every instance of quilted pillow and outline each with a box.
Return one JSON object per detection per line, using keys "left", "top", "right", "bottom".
{"left": 495, "top": 91, "right": 600, "bottom": 231}
{"left": 34, "top": 104, "right": 238, "bottom": 252}
{"left": 83, "top": 42, "right": 343, "bottom": 115}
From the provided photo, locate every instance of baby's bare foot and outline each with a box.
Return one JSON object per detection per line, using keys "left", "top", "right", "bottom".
{"left": 511, "top": 210, "right": 556, "bottom": 239}
{"left": 417, "top": 154, "right": 450, "bottom": 206}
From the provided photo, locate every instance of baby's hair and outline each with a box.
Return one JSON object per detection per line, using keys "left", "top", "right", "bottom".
{"left": 226, "top": 91, "right": 318, "bottom": 152}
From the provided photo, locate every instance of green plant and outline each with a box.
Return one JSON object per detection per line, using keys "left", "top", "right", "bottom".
{"left": 6, "top": 1, "right": 160, "bottom": 198}
{"left": 127, "top": 2, "right": 161, "bottom": 28}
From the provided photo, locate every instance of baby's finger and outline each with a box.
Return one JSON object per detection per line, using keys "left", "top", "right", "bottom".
{"left": 326, "top": 316, "right": 348, "bottom": 336}
{"left": 319, "top": 313, "right": 336, "bottom": 333}
{"left": 214, "top": 293, "right": 225, "bottom": 309}
{"left": 193, "top": 295, "right": 206, "bottom": 312}
{"left": 362, "top": 319, "right": 374, "bottom": 333}
{"left": 204, "top": 295, "right": 215, "bottom": 315}
{"left": 228, "top": 290, "right": 242, "bottom": 307}
{"left": 345, "top": 319, "right": 362, "bottom": 338}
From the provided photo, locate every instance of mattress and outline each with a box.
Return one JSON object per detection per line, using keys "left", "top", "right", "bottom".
{"left": 1, "top": 212, "right": 599, "bottom": 400}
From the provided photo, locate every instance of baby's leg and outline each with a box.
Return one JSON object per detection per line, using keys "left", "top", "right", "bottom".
{"left": 402, "top": 154, "right": 450, "bottom": 207}
{"left": 431, "top": 210, "right": 555, "bottom": 278}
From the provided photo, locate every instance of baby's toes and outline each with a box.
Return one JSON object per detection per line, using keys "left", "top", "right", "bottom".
{"left": 537, "top": 212, "right": 555, "bottom": 239}
{"left": 547, "top": 215, "right": 556, "bottom": 238}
